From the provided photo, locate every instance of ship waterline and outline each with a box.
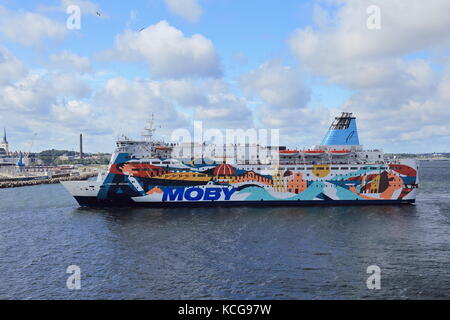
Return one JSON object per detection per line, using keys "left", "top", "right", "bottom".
{"left": 62, "top": 113, "right": 418, "bottom": 207}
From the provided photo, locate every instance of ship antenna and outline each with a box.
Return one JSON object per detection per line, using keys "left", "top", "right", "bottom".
{"left": 142, "top": 113, "right": 156, "bottom": 141}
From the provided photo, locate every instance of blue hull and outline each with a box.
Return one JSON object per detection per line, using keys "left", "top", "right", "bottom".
{"left": 74, "top": 196, "right": 415, "bottom": 208}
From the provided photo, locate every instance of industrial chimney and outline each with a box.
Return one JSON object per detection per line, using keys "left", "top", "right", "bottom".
{"left": 80, "top": 134, "right": 83, "bottom": 159}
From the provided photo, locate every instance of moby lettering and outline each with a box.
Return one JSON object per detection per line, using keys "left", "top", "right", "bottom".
{"left": 163, "top": 187, "right": 237, "bottom": 202}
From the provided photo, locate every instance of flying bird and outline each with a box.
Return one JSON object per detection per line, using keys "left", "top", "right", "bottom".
{"left": 96, "top": 11, "right": 101, "bottom": 17}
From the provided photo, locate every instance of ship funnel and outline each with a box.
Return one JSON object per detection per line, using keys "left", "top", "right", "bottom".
{"left": 321, "top": 112, "right": 360, "bottom": 146}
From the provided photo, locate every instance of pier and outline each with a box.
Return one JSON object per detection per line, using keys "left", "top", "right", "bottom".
{"left": 0, "top": 164, "right": 107, "bottom": 189}
{"left": 0, "top": 173, "right": 97, "bottom": 189}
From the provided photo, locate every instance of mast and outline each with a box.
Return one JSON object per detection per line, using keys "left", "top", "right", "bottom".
{"left": 142, "top": 114, "right": 156, "bottom": 142}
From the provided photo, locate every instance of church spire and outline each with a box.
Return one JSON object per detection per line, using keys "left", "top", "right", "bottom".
{"left": 2, "top": 128, "right": 6, "bottom": 144}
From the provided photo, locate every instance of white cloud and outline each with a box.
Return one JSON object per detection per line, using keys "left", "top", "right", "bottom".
{"left": 164, "top": 0, "right": 203, "bottom": 23}
{"left": 341, "top": 60, "right": 450, "bottom": 147}
{"left": 238, "top": 60, "right": 318, "bottom": 144}
{"left": 50, "top": 73, "right": 92, "bottom": 98}
{"left": 287, "top": 0, "right": 450, "bottom": 151}
{"left": 0, "top": 5, "right": 65, "bottom": 46}
{"left": 95, "top": 76, "right": 253, "bottom": 130}
{"left": 158, "top": 78, "right": 253, "bottom": 128}
{"left": 193, "top": 93, "right": 253, "bottom": 128}
{"left": 258, "top": 105, "right": 337, "bottom": 147}
{"left": 0, "top": 63, "right": 111, "bottom": 151}
{"left": 0, "top": 72, "right": 91, "bottom": 113}
{"left": 0, "top": 74, "right": 55, "bottom": 113}
{"left": 48, "top": 51, "right": 93, "bottom": 74}
{"left": 437, "top": 72, "right": 450, "bottom": 101}
{"left": 161, "top": 79, "right": 207, "bottom": 106}
{"left": 240, "top": 60, "right": 310, "bottom": 108}
{"left": 291, "top": 0, "right": 450, "bottom": 66}
{"left": 51, "top": 100, "right": 92, "bottom": 123}
{"left": 96, "top": 77, "right": 189, "bottom": 133}
{"left": 0, "top": 48, "right": 93, "bottom": 146}
{"left": 103, "top": 20, "right": 221, "bottom": 78}
{"left": 0, "top": 47, "right": 27, "bottom": 85}
{"left": 289, "top": 0, "right": 450, "bottom": 89}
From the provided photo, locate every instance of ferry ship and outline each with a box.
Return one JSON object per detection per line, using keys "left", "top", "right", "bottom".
{"left": 62, "top": 113, "right": 418, "bottom": 207}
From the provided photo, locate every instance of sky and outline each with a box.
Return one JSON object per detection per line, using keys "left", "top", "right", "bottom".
{"left": 0, "top": 0, "right": 450, "bottom": 153}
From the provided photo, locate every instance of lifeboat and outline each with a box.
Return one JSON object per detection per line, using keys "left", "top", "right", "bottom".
{"left": 300, "top": 150, "right": 326, "bottom": 156}
{"left": 155, "top": 146, "right": 171, "bottom": 151}
{"left": 327, "top": 149, "right": 351, "bottom": 156}
{"left": 278, "top": 149, "right": 299, "bottom": 155}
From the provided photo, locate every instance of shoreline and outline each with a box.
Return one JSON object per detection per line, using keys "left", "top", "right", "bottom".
{"left": 0, "top": 173, "right": 97, "bottom": 189}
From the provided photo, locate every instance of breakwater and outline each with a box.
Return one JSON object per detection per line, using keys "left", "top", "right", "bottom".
{"left": 0, "top": 173, "right": 96, "bottom": 189}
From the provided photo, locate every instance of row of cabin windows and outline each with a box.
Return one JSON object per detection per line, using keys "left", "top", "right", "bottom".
{"left": 277, "top": 167, "right": 384, "bottom": 171}
{"left": 164, "top": 174, "right": 206, "bottom": 178}
{"left": 130, "top": 169, "right": 207, "bottom": 177}
{"left": 131, "top": 168, "right": 164, "bottom": 172}
{"left": 285, "top": 183, "right": 361, "bottom": 193}
{"left": 140, "top": 163, "right": 389, "bottom": 171}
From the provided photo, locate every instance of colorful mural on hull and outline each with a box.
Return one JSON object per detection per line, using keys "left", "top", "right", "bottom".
{"left": 96, "top": 153, "right": 418, "bottom": 204}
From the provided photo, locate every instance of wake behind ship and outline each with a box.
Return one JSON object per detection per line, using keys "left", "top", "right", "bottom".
{"left": 62, "top": 113, "right": 419, "bottom": 207}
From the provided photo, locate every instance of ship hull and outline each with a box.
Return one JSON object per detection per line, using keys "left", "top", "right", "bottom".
{"left": 74, "top": 196, "right": 415, "bottom": 208}
{"left": 63, "top": 113, "right": 420, "bottom": 209}
{"left": 62, "top": 154, "right": 418, "bottom": 208}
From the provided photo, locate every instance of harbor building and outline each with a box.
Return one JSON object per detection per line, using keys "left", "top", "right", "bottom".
{"left": 0, "top": 128, "right": 36, "bottom": 167}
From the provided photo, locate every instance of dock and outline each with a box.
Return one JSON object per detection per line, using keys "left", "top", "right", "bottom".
{"left": 0, "top": 173, "right": 97, "bottom": 189}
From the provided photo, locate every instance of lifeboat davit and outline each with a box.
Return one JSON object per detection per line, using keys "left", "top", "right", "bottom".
{"left": 300, "top": 150, "right": 326, "bottom": 156}
{"left": 327, "top": 149, "right": 351, "bottom": 156}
